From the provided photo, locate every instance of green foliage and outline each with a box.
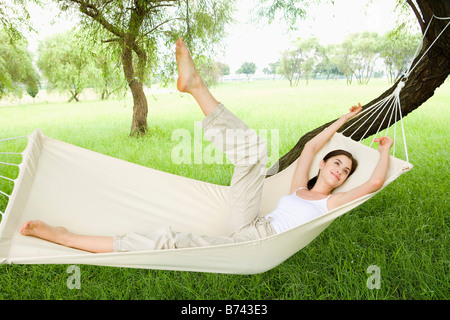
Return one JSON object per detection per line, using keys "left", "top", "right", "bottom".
{"left": 37, "top": 29, "right": 101, "bottom": 102}
{"left": 0, "top": 0, "right": 40, "bottom": 43}
{"left": 217, "top": 62, "right": 230, "bottom": 76}
{"left": 317, "top": 32, "right": 383, "bottom": 85}
{"left": 0, "top": 29, "right": 40, "bottom": 99}
{"left": 323, "top": 42, "right": 355, "bottom": 84}
{"left": 254, "top": 0, "right": 317, "bottom": 29}
{"left": 314, "top": 46, "right": 343, "bottom": 80}
{"left": 278, "top": 49, "right": 302, "bottom": 86}
{"left": 344, "top": 32, "right": 381, "bottom": 85}
{"left": 50, "top": 0, "right": 236, "bottom": 134}
{"left": 95, "top": 53, "right": 127, "bottom": 100}
{"left": 26, "top": 82, "right": 40, "bottom": 99}
{"left": 263, "top": 61, "right": 280, "bottom": 79}
{"left": 194, "top": 56, "right": 222, "bottom": 88}
{"left": 278, "top": 36, "right": 323, "bottom": 86}
{"left": 379, "top": 31, "right": 421, "bottom": 83}
{"left": 237, "top": 62, "right": 257, "bottom": 80}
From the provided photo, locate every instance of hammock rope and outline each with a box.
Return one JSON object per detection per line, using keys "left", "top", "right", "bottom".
{"left": 0, "top": 135, "right": 26, "bottom": 216}
{"left": 406, "top": 15, "right": 450, "bottom": 79}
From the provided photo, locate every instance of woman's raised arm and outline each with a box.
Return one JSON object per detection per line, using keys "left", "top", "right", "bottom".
{"left": 327, "top": 135, "right": 393, "bottom": 210}
{"left": 289, "top": 103, "right": 362, "bottom": 193}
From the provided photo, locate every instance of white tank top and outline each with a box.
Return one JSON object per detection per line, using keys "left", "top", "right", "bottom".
{"left": 266, "top": 187, "right": 330, "bottom": 234}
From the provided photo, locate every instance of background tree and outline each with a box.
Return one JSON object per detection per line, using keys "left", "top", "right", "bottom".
{"left": 333, "top": 40, "right": 356, "bottom": 85}
{"left": 94, "top": 51, "right": 127, "bottom": 100}
{"left": 217, "top": 62, "right": 230, "bottom": 76}
{"left": 263, "top": 61, "right": 279, "bottom": 80}
{"left": 0, "top": 29, "right": 40, "bottom": 99}
{"left": 347, "top": 32, "right": 381, "bottom": 85}
{"left": 295, "top": 36, "right": 322, "bottom": 85}
{"left": 78, "top": 26, "right": 129, "bottom": 100}
{"left": 278, "top": 48, "right": 302, "bottom": 87}
{"left": 237, "top": 62, "right": 257, "bottom": 81}
{"left": 314, "top": 45, "right": 342, "bottom": 80}
{"left": 195, "top": 56, "right": 222, "bottom": 87}
{"left": 0, "top": 0, "right": 39, "bottom": 42}
{"left": 380, "top": 30, "right": 421, "bottom": 83}
{"left": 212, "top": 62, "right": 230, "bottom": 83}
{"left": 278, "top": 36, "right": 323, "bottom": 86}
{"left": 37, "top": 30, "right": 99, "bottom": 102}
{"left": 54, "top": 0, "right": 235, "bottom": 136}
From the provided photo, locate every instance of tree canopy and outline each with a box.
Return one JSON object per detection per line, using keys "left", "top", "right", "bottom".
{"left": 0, "top": 0, "right": 38, "bottom": 42}
{"left": 0, "top": 29, "right": 40, "bottom": 99}
{"left": 237, "top": 62, "right": 257, "bottom": 81}
{"left": 379, "top": 30, "right": 421, "bottom": 83}
{"left": 37, "top": 28, "right": 127, "bottom": 102}
{"left": 37, "top": 30, "right": 99, "bottom": 102}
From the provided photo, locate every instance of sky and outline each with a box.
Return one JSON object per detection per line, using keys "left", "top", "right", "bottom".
{"left": 23, "top": 0, "right": 416, "bottom": 75}
{"left": 221, "top": 0, "right": 410, "bottom": 74}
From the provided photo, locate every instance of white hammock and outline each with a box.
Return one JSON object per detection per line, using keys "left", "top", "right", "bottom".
{"left": 0, "top": 128, "right": 412, "bottom": 274}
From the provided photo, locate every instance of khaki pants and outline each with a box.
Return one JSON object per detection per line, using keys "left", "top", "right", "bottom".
{"left": 113, "top": 104, "right": 276, "bottom": 252}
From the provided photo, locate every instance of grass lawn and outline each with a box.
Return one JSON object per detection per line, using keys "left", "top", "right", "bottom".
{"left": 0, "top": 79, "right": 448, "bottom": 300}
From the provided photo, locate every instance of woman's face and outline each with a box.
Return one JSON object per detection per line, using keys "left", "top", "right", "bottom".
{"left": 319, "top": 155, "right": 353, "bottom": 188}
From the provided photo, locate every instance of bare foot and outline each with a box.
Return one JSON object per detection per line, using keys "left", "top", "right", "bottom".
{"left": 20, "top": 220, "right": 69, "bottom": 245}
{"left": 175, "top": 38, "right": 204, "bottom": 94}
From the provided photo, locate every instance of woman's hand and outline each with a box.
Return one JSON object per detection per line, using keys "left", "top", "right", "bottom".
{"left": 374, "top": 136, "right": 394, "bottom": 153}
{"left": 343, "top": 103, "right": 362, "bottom": 120}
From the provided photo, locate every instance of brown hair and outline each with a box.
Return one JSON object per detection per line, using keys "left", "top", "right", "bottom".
{"left": 307, "top": 149, "right": 358, "bottom": 190}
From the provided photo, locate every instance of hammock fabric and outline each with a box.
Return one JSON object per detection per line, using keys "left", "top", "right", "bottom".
{"left": 0, "top": 129, "right": 412, "bottom": 274}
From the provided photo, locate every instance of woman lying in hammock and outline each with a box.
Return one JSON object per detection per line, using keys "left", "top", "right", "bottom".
{"left": 20, "top": 38, "right": 393, "bottom": 253}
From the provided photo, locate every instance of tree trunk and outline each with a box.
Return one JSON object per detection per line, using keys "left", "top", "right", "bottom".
{"left": 122, "top": 34, "right": 148, "bottom": 136}
{"left": 129, "top": 80, "right": 148, "bottom": 136}
{"left": 268, "top": 0, "right": 449, "bottom": 176}
{"left": 68, "top": 90, "right": 80, "bottom": 102}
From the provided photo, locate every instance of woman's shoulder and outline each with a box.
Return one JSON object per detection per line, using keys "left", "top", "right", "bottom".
{"left": 327, "top": 192, "right": 345, "bottom": 210}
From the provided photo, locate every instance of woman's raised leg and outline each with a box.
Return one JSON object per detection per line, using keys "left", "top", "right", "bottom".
{"left": 175, "top": 39, "right": 268, "bottom": 235}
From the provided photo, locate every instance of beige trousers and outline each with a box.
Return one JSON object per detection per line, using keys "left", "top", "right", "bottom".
{"left": 113, "top": 104, "right": 276, "bottom": 252}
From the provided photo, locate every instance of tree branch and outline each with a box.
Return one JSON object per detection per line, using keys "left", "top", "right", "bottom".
{"left": 68, "top": 0, "right": 124, "bottom": 39}
{"left": 406, "top": 0, "right": 425, "bottom": 32}
{"left": 137, "top": 17, "right": 183, "bottom": 43}
{"left": 101, "top": 38, "right": 120, "bottom": 43}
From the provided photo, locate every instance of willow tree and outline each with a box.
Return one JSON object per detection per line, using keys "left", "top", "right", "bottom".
{"left": 55, "top": 0, "right": 234, "bottom": 136}
{"left": 267, "top": 0, "right": 450, "bottom": 175}
{"left": 0, "top": 0, "right": 41, "bottom": 97}
{"left": 0, "top": 0, "right": 38, "bottom": 42}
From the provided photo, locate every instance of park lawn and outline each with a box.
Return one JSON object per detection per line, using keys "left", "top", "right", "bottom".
{"left": 0, "top": 79, "right": 448, "bottom": 300}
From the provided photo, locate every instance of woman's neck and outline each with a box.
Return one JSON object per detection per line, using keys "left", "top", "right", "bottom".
{"left": 309, "top": 181, "right": 333, "bottom": 196}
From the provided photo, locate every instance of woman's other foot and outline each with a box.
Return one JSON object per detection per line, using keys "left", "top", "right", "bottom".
{"left": 20, "top": 220, "right": 69, "bottom": 245}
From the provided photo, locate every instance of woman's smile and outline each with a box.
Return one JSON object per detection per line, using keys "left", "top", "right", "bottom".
{"left": 331, "top": 172, "right": 341, "bottom": 181}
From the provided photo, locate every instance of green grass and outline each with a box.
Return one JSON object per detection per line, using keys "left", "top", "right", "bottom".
{"left": 0, "top": 79, "right": 448, "bottom": 300}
